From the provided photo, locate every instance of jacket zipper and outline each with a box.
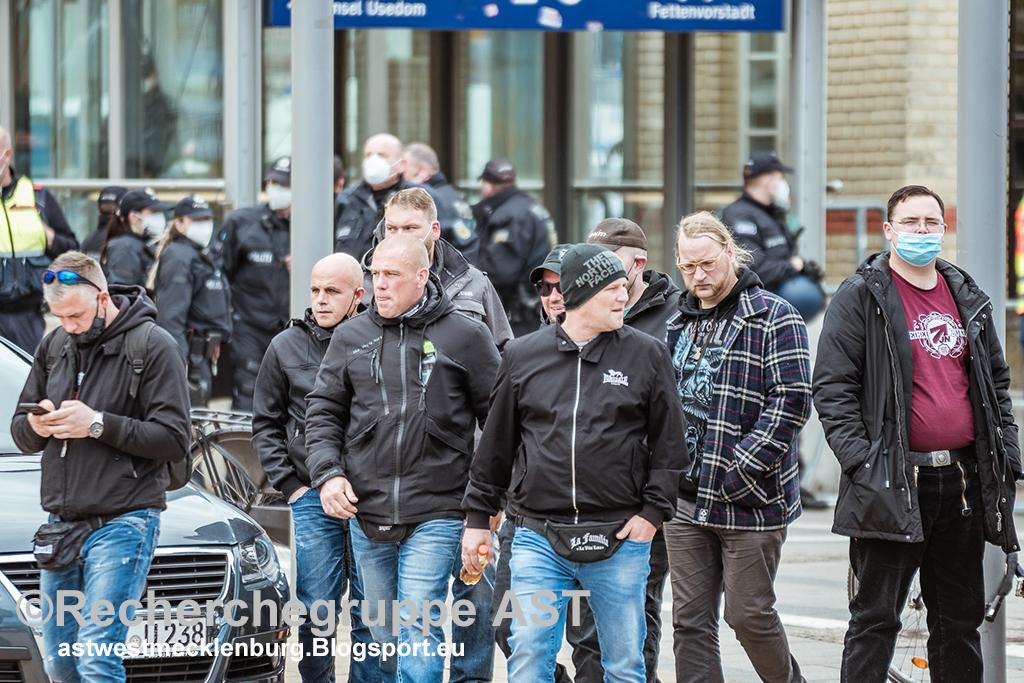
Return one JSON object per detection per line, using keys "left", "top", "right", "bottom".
{"left": 393, "top": 323, "right": 407, "bottom": 524}
{"left": 879, "top": 307, "right": 912, "bottom": 510}
{"left": 570, "top": 352, "right": 582, "bottom": 524}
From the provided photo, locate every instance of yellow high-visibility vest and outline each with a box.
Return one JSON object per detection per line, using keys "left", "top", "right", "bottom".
{"left": 0, "top": 176, "right": 47, "bottom": 256}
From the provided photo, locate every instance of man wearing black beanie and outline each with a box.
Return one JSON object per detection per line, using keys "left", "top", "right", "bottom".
{"left": 462, "top": 243, "right": 688, "bottom": 682}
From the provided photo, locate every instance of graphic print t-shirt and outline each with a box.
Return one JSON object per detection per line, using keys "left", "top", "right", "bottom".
{"left": 891, "top": 270, "right": 974, "bottom": 452}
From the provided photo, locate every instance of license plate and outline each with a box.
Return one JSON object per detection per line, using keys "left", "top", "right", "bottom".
{"left": 125, "top": 619, "right": 212, "bottom": 658}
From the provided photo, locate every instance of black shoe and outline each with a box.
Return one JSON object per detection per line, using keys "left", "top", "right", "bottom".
{"left": 800, "top": 488, "right": 829, "bottom": 510}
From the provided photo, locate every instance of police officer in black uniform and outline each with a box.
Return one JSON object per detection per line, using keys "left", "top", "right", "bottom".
{"left": 473, "top": 158, "right": 556, "bottom": 337}
{"left": 101, "top": 188, "right": 172, "bottom": 288}
{"left": 151, "top": 195, "right": 232, "bottom": 406}
{"left": 402, "top": 142, "right": 479, "bottom": 260}
{"left": 81, "top": 186, "right": 127, "bottom": 260}
{"left": 210, "top": 157, "right": 291, "bottom": 411}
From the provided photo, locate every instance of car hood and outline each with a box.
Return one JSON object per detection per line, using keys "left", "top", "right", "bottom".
{"left": 0, "top": 456, "right": 264, "bottom": 553}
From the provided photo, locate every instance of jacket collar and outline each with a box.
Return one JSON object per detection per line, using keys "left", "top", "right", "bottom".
{"left": 859, "top": 252, "right": 992, "bottom": 323}
{"left": 553, "top": 324, "right": 616, "bottom": 363}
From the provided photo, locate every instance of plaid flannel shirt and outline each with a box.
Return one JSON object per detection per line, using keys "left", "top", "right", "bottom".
{"left": 668, "top": 285, "right": 812, "bottom": 530}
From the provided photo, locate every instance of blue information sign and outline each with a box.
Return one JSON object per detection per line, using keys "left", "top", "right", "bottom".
{"left": 265, "top": 1, "right": 784, "bottom": 32}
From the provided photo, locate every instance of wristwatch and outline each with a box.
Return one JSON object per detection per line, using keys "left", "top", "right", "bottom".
{"left": 88, "top": 412, "right": 104, "bottom": 439}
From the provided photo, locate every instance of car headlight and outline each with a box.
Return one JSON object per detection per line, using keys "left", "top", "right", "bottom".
{"left": 239, "top": 534, "right": 281, "bottom": 586}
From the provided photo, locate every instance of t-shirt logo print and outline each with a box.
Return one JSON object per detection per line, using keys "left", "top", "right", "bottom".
{"left": 908, "top": 312, "right": 967, "bottom": 359}
{"left": 602, "top": 369, "right": 629, "bottom": 387}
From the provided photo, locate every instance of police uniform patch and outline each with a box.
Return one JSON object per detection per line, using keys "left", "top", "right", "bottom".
{"left": 733, "top": 220, "right": 758, "bottom": 236}
{"left": 336, "top": 226, "right": 352, "bottom": 239}
{"left": 493, "top": 229, "right": 510, "bottom": 244}
{"left": 454, "top": 223, "right": 473, "bottom": 242}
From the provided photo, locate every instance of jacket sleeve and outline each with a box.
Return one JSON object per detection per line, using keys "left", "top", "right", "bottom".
{"left": 721, "top": 301, "right": 812, "bottom": 503}
{"left": 304, "top": 332, "right": 353, "bottom": 488}
{"left": 721, "top": 205, "right": 796, "bottom": 290}
{"left": 10, "top": 338, "right": 54, "bottom": 454}
{"left": 251, "top": 340, "right": 304, "bottom": 499}
{"left": 463, "top": 353, "right": 520, "bottom": 528}
{"left": 154, "top": 250, "right": 194, "bottom": 360}
{"left": 985, "top": 316, "right": 1022, "bottom": 479}
{"left": 812, "top": 281, "right": 873, "bottom": 474}
{"left": 466, "top": 323, "right": 502, "bottom": 427}
{"left": 97, "top": 329, "right": 191, "bottom": 462}
{"left": 104, "top": 241, "right": 144, "bottom": 287}
{"left": 37, "top": 188, "right": 79, "bottom": 258}
{"left": 639, "top": 343, "right": 689, "bottom": 525}
{"left": 480, "top": 276, "right": 513, "bottom": 348}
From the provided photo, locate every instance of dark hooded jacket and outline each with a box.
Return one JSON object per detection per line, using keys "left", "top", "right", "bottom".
{"left": 305, "top": 276, "right": 501, "bottom": 525}
{"left": 252, "top": 309, "right": 336, "bottom": 500}
{"left": 625, "top": 270, "right": 682, "bottom": 341}
{"left": 10, "top": 286, "right": 191, "bottom": 519}
{"left": 813, "top": 254, "right": 1021, "bottom": 552}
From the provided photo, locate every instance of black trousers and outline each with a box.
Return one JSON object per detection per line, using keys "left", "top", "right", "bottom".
{"left": 843, "top": 462, "right": 986, "bottom": 683}
{"left": 229, "top": 321, "right": 277, "bottom": 412}
{"left": 0, "top": 307, "right": 44, "bottom": 353}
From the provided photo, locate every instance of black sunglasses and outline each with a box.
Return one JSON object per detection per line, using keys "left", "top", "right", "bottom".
{"left": 534, "top": 281, "right": 561, "bottom": 297}
{"left": 43, "top": 270, "right": 101, "bottom": 290}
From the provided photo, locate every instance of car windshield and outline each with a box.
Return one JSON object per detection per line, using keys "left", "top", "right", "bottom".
{"left": 0, "top": 340, "right": 32, "bottom": 454}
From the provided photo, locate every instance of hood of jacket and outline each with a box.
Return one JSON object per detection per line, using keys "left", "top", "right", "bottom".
{"left": 291, "top": 308, "right": 337, "bottom": 344}
{"left": 677, "top": 267, "right": 762, "bottom": 319}
{"left": 83, "top": 284, "right": 159, "bottom": 348}
{"left": 626, "top": 270, "right": 680, "bottom": 321}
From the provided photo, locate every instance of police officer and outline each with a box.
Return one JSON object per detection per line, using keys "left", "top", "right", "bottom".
{"left": 81, "top": 186, "right": 127, "bottom": 259}
{"left": 101, "top": 188, "right": 172, "bottom": 288}
{"left": 335, "top": 133, "right": 423, "bottom": 259}
{"left": 150, "top": 195, "right": 231, "bottom": 407}
{"left": 473, "top": 158, "right": 556, "bottom": 337}
{"left": 402, "top": 142, "right": 479, "bottom": 260}
{"left": 0, "top": 125, "right": 79, "bottom": 352}
{"left": 210, "top": 156, "right": 292, "bottom": 411}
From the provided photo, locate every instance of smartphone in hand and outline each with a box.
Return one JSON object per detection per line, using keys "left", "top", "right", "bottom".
{"left": 17, "top": 403, "right": 51, "bottom": 416}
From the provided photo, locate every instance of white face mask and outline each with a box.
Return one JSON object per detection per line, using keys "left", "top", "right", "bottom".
{"left": 266, "top": 182, "right": 292, "bottom": 211}
{"left": 362, "top": 154, "right": 395, "bottom": 186}
{"left": 186, "top": 219, "right": 214, "bottom": 248}
{"left": 772, "top": 178, "right": 791, "bottom": 209}
{"left": 142, "top": 212, "right": 166, "bottom": 236}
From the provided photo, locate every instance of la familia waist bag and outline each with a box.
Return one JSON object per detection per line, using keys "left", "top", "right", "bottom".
{"left": 519, "top": 516, "right": 627, "bottom": 563}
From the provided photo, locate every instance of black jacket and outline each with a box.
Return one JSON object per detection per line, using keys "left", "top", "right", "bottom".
{"left": 625, "top": 270, "right": 682, "bottom": 341}
{"left": 10, "top": 286, "right": 191, "bottom": 519}
{"left": 305, "top": 277, "right": 501, "bottom": 525}
{"left": 81, "top": 218, "right": 110, "bottom": 260}
{"left": 463, "top": 324, "right": 688, "bottom": 529}
{"left": 473, "top": 187, "right": 556, "bottom": 332}
{"left": 153, "top": 233, "right": 232, "bottom": 359}
{"left": 210, "top": 203, "right": 290, "bottom": 332}
{"left": 334, "top": 177, "right": 425, "bottom": 259}
{"left": 721, "top": 193, "right": 797, "bottom": 290}
{"left": 103, "top": 232, "right": 155, "bottom": 288}
{"left": 813, "top": 254, "right": 1021, "bottom": 552}
{"left": 423, "top": 172, "right": 479, "bottom": 261}
{"left": 252, "top": 309, "right": 335, "bottom": 500}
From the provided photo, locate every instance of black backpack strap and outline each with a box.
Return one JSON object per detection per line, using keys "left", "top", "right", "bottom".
{"left": 124, "top": 322, "right": 155, "bottom": 400}
{"left": 44, "top": 327, "right": 71, "bottom": 375}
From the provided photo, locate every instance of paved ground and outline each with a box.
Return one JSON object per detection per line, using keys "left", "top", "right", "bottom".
{"left": 279, "top": 508, "right": 1024, "bottom": 682}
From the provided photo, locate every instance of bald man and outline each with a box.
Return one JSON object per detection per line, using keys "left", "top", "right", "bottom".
{"left": 335, "top": 132, "right": 442, "bottom": 261}
{"left": 306, "top": 236, "right": 501, "bottom": 682}
{"left": 0, "top": 125, "right": 79, "bottom": 351}
{"left": 252, "top": 252, "right": 377, "bottom": 683}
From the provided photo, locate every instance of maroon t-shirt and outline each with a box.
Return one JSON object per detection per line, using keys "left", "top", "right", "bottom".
{"left": 891, "top": 270, "right": 975, "bottom": 452}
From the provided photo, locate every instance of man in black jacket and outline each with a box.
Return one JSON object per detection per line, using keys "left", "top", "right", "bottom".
{"left": 463, "top": 243, "right": 687, "bottom": 682}
{"left": 813, "top": 185, "right": 1021, "bottom": 682}
{"left": 473, "top": 158, "right": 556, "bottom": 337}
{"left": 253, "top": 252, "right": 376, "bottom": 683}
{"left": 402, "top": 142, "right": 479, "bottom": 260}
{"left": 210, "top": 157, "right": 292, "bottom": 410}
{"left": 10, "top": 251, "right": 190, "bottom": 682}
{"left": 305, "top": 236, "right": 500, "bottom": 682}
{"left": 0, "top": 125, "right": 79, "bottom": 352}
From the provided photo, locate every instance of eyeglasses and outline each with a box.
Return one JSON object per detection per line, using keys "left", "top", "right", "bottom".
{"left": 890, "top": 218, "right": 945, "bottom": 230}
{"left": 43, "top": 270, "right": 101, "bottom": 290}
{"left": 677, "top": 247, "right": 727, "bottom": 275}
{"left": 535, "top": 281, "right": 561, "bottom": 297}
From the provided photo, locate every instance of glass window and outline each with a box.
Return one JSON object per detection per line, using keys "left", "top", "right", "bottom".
{"left": 343, "top": 30, "right": 431, "bottom": 174}
{"left": 12, "top": 0, "right": 109, "bottom": 179}
{"left": 122, "top": 0, "right": 224, "bottom": 179}
{"left": 455, "top": 31, "right": 544, "bottom": 189}
{"left": 740, "top": 33, "right": 785, "bottom": 165}
{"left": 262, "top": 28, "right": 292, "bottom": 166}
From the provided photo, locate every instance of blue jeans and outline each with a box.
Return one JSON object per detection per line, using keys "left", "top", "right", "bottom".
{"left": 773, "top": 274, "right": 825, "bottom": 321}
{"left": 350, "top": 517, "right": 463, "bottom": 683}
{"left": 40, "top": 508, "right": 161, "bottom": 683}
{"left": 292, "top": 489, "right": 378, "bottom": 683}
{"left": 449, "top": 534, "right": 497, "bottom": 682}
{"left": 507, "top": 527, "right": 651, "bottom": 683}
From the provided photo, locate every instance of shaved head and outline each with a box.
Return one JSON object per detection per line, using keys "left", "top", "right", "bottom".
{"left": 371, "top": 235, "right": 431, "bottom": 319}
{"left": 312, "top": 252, "right": 363, "bottom": 287}
{"left": 310, "top": 252, "right": 365, "bottom": 328}
{"left": 373, "top": 234, "right": 429, "bottom": 271}
{"left": 364, "top": 133, "right": 403, "bottom": 163}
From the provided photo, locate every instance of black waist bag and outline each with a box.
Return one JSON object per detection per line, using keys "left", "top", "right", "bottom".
{"left": 32, "top": 520, "right": 99, "bottom": 570}
{"left": 533, "top": 518, "right": 627, "bottom": 563}
{"left": 359, "top": 521, "right": 415, "bottom": 544}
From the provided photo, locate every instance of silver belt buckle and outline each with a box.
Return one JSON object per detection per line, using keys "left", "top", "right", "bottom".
{"left": 931, "top": 450, "right": 951, "bottom": 466}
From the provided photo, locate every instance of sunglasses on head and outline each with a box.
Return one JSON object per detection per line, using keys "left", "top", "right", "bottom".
{"left": 43, "top": 270, "right": 101, "bottom": 290}
{"left": 534, "top": 281, "right": 561, "bottom": 297}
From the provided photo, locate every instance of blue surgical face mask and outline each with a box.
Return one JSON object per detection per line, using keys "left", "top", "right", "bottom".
{"left": 892, "top": 230, "right": 943, "bottom": 266}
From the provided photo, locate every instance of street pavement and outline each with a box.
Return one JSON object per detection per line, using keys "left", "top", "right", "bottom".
{"left": 281, "top": 507, "right": 1024, "bottom": 682}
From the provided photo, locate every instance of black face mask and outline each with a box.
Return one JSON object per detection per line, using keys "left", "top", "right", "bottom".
{"left": 72, "top": 297, "right": 106, "bottom": 346}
